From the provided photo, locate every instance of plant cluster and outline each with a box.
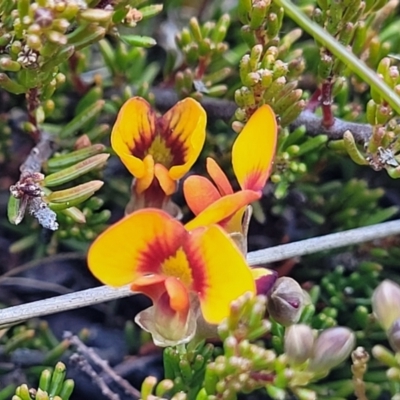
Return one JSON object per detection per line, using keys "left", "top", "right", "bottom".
{"left": 2, "top": 0, "right": 400, "bottom": 399}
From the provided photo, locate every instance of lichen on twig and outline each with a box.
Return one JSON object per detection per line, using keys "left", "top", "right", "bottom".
{"left": 9, "top": 131, "right": 58, "bottom": 230}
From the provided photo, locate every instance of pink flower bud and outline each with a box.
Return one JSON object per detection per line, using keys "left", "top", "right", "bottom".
{"left": 372, "top": 280, "right": 400, "bottom": 331}
{"left": 308, "top": 327, "right": 355, "bottom": 373}
{"left": 284, "top": 324, "right": 314, "bottom": 365}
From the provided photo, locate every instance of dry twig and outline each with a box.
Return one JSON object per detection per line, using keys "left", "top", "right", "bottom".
{"left": 66, "top": 332, "right": 140, "bottom": 399}
{"left": 0, "top": 219, "right": 399, "bottom": 327}
{"left": 9, "top": 132, "right": 58, "bottom": 230}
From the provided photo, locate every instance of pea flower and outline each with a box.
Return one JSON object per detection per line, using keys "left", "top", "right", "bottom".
{"left": 111, "top": 97, "right": 207, "bottom": 214}
{"left": 183, "top": 105, "right": 277, "bottom": 237}
{"left": 87, "top": 209, "right": 256, "bottom": 346}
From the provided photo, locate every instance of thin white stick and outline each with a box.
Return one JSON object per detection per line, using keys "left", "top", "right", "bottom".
{"left": 1, "top": 219, "right": 399, "bottom": 327}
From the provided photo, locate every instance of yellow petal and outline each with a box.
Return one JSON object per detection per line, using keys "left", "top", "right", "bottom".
{"left": 232, "top": 105, "right": 278, "bottom": 192}
{"left": 187, "top": 225, "right": 255, "bottom": 324}
{"left": 183, "top": 175, "right": 221, "bottom": 215}
{"left": 135, "top": 154, "right": 155, "bottom": 194}
{"left": 185, "top": 190, "right": 260, "bottom": 231}
{"left": 155, "top": 163, "right": 177, "bottom": 196}
{"left": 111, "top": 97, "right": 156, "bottom": 178}
{"left": 164, "top": 98, "right": 207, "bottom": 180}
{"left": 206, "top": 158, "right": 233, "bottom": 195}
{"left": 87, "top": 209, "right": 187, "bottom": 286}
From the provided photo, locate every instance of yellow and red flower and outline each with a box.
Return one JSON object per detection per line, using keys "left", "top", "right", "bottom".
{"left": 183, "top": 105, "right": 277, "bottom": 233}
{"left": 111, "top": 97, "right": 207, "bottom": 212}
{"left": 87, "top": 209, "right": 256, "bottom": 346}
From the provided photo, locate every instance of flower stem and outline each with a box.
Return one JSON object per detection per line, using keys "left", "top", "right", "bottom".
{"left": 273, "top": 0, "right": 400, "bottom": 115}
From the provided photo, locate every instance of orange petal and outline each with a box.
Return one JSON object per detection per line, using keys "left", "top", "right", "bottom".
{"left": 164, "top": 98, "right": 207, "bottom": 180}
{"left": 155, "top": 163, "right": 177, "bottom": 196}
{"left": 131, "top": 274, "right": 166, "bottom": 301}
{"left": 183, "top": 175, "right": 221, "bottom": 215}
{"left": 111, "top": 97, "right": 156, "bottom": 178}
{"left": 232, "top": 105, "right": 278, "bottom": 192}
{"left": 135, "top": 154, "right": 155, "bottom": 194}
{"left": 186, "top": 225, "right": 255, "bottom": 324}
{"left": 206, "top": 158, "right": 233, "bottom": 195}
{"left": 87, "top": 209, "right": 187, "bottom": 286}
{"left": 185, "top": 190, "right": 261, "bottom": 231}
{"left": 165, "top": 276, "right": 190, "bottom": 312}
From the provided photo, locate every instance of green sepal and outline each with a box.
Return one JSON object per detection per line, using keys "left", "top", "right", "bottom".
{"left": 59, "top": 100, "right": 105, "bottom": 139}
{"left": 47, "top": 180, "right": 104, "bottom": 203}
{"left": 47, "top": 144, "right": 107, "bottom": 171}
{"left": 120, "top": 34, "right": 157, "bottom": 48}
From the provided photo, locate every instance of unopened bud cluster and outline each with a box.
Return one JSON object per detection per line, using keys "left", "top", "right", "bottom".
{"left": 338, "top": 57, "right": 400, "bottom": 177}
{"left": 267, "top": 277, "right": 308, "bottom": 326}
{"left": 372, "top": 279, "right": 400, "bottom": 353}
{"left": 312, "top": 0, "right": 389, "bottom": 82}
{"left": 174, "top": 15, "right": 231, "bottom": 99}
{"left": 0, "top": 0, "right": 163, "bottom": 100}
{"left": 284, "top": 324, "right": 356, "bottom": 377}
{"left": 234, "top": 0, "right": 307, "bottom": 200}
{"left": 13, "top": 362, "right": 74, "bottom": 400}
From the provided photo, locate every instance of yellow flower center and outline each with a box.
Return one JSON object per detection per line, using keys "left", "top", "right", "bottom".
{"left": 147, "top": 136, "right": 174, "bottom": 168}
{"left": 161, "top": 248, "right": 193, "bottom": 287}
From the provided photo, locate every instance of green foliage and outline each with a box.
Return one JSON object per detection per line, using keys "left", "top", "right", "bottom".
{"left": 3, "top": 0, "right": 400, "bottom": 399}
{"left": 13, "top": 362, "right": 74, "bottom": 400}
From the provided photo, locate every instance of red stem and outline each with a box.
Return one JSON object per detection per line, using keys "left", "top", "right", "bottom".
{"left": 306, "top": 88, "right": 322, "bottom": 112}
{"left": 321, "top": 79, "right": 334, "bottom": 128}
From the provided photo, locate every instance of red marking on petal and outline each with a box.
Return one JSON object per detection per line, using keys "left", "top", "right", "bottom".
{"left": 242, "top": 169, "right": 268, "bottom": 193}
{"left": 157, "top": 117, "right": 187, "bottom": 166}
{"left": 130, "top": 110, "right": 157, "bottom": 159}
{"left": 182, "top": 231, "right": 209, "bottom": 295}
{"left": 136, "top": 236, "right": 185, "bottom": 276}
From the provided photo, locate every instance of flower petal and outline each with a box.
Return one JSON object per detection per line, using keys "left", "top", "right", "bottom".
{"left": 183, "top": 175, "right": 221, "bottom": 215}
{"left": 185, "top": 190, "right": 261, "bottom": 231}
{"left": 88, "top": 209, "right": 187, "bottom": 286}
{"left": 155, "top": 163, "right": 177, "bottom": 196}
{"left": 206, "top": 157, "right": 233, "bottom": 195}
{"left": 135, "top": 154, "right": 155, "bottom": 194}
{"left": 232, "top": 105, "right": 278, "bottom": 192}
{"left": 135, "top": 304, "right": 197, "bottom": 347}
{"left": 252, "top": 267, "right": 278, "bottom": 295}
{"left": 164, "top": 98, "right": 207, "bottom": 180}
{"left": 165, "top": 276, "right": 190, "bottom": 312}
{"left": 131, "top": 274, "right": 166, "bottom": 301}
{"left": 111, "top": 97, "right": 157, "bottom": 178}
{"left": 186, "top": 225, "right": 256, "bottom": 324}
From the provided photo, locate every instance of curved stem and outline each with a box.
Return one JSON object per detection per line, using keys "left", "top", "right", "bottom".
{"left": 274, "top": 0, "right": 400, "bottom": 115}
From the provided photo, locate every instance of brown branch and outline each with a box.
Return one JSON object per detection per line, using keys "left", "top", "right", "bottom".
{"left": 148, "top": 87, "right": 373, "bottom": 143}
{"left": 10, "top": 131, "right": 58, "bottom": 230}
{"left": 66, "top": 333, "right": 141, "bottom": 399}
{"left": 26, "top": 88, "right": 41, "bottom": 141}
{"left": 290, "top": 110, "right": 373, "bottom": 143}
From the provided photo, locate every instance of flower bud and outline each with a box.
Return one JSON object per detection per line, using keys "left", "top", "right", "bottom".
{"left": 308, "top": 327, "right": 355, "bottom": 373}
{"left": 284, "top": 324, "right": 314, "bottom": 365}
{"left": 252, "top": 268, "right": 277, "bottom": 296}
{"left": 267, "top": 277, "right": 306, "bottom": 326}
{"left": 372, "top": 279, "right": 400, "bottom": 331}
{"left": 388, "top": 318, "right": 400, "bottom": 352}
